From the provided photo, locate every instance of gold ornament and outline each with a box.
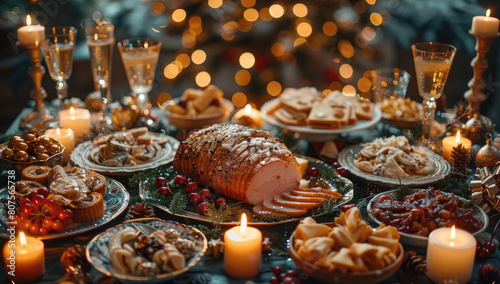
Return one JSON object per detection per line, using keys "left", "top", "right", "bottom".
{"left": 16, "top": 142, "right": 29, "bottom": 152}
{"left": 465, "top": 114, "right": 494, "bottom": 145}
{"left": 476, "top": 140, "right": 500, "bottom": 167}
{"left": 37, "top": 153, "right": 50, "bottom": 160}
{"left": 38, "top": 136, "right": 52, "bottom": 148}
{"left": 34, "top": 145, "right": 46, "bottom": 155}
{"left": 14, "top": 150, "right": 29, "bottom": 162}
{"left": 60, "top": 244, "right": 91, "bottom": 280}
{"left": 23, "top": 133, "right": 37, "bottom": 145}
{"left": 47, "top": 144, "right": 61, "bottom": 155}
{"left": 84, "top": 92, "right": 103, "bottom": 112}
{"left": 28, "top": 156, "right": 37, "bottom": 162}
{"left": 1, "top": 148, "right": 14, "bottom": 159}
{"left": 112, "top": 104, "right": 140, "bottom": 130}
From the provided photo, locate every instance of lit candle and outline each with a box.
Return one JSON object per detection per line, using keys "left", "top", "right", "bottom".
{"left": 17, "top": 15, "right": 45, "bottom": 48}
{"left": 59, "top": 107, "right": 91, "bottom": 143}
{"left": 44, "top": 127, "right": 75, "bottom": 164}
{"left": 3, "top": 232, "right": 45, "bottom": 283}
{"left": 426, "top": 226, "right": 476, "bottom": 284}
{"left": 231, "top": 104, "right": 262, "bottom": 128}
{"left": 471, "top": 9, "right": 499, "bottom": 36}
{"left": 442, "top": 131, "right": 472, "bottom": 162}
{"left": 224, "top": 213, "right": 262, "bottom": 278}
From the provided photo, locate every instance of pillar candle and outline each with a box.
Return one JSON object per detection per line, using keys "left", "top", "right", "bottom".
{"left": 3, "top": 232, "right": 45, "bottom": 283}
{"left": 231, "top": 104, "right": 262, "bottom": 128}
{"left": 426, "top": 226, "right": 476, "bottom": 284}
{"left": 442, "top": 131, "right": 472, "bottom": 162}
{"left": 59, "top": 107, "right": 91, "bottom": 143}
{"left": 471, "top": 9, "right": 499, "bottom": 36}
{"left": 44, "top": 128, "right": 75, "bottom": 164}
{"left": 17, "top": 15, "right": 45, "bottom": 48}
{"left": 224, "top": 213, "right": 262, "bottom": 278}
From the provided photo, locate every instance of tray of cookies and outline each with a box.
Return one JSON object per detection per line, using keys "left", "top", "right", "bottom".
{"left": 261, "top": 88, "right": 381, "bottom": 136}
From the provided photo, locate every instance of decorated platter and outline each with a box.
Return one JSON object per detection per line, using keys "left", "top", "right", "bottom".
{"left": 86, "top": 218, "right": 207, "bottom": 283}
{"left": 138, "top": 156, "right": 354, "bottom": 225}
{"left": 70, "top": 133, "right": 179, "bottom": 177}
{"left": 366, "top": 188, "right": 488, "bottom": 247}
{"left": 378, "top": 102, "right": 422, "bottom": 128}
{"left": 338, "top": 144, "right": 451, "bottom": 187}
{"left": 0, "top": 177, "right": 129, "bottom": 240}
{"left": 260, "top": 98, "right": 382, "bottom": 136}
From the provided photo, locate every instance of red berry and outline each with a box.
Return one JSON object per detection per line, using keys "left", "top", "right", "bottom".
{"left": 272, "top": 266, "right": 281, "bottom": 277}
{"left": 215, "top": 197, "right": 227, "bottom": 208}
{"left": 282, "top": 276, "right": 295, "bottom": 284}
{"left": 479, "top": 263, "right": 500, "bottom": 283}
{"left": 27, "top": 191, "right": 38, "bottom": 200}
{"left": 186, "top": 182, "right": 199, "bottom": 193}
{"left": 269, "top": 276, "right": 280, "bottom": 284}
{"left": 31, "top": 194, "right": 45, "bottom": 209}
{"left": 478, "top": 247, "right": 493, "bottom": 260}
{"left": 157, "top": 186, "right": 172, "bottom": 196}
{"left": 306, "top": 167, "right": 319, "bottom": 177}
{"left": 188, "top": 193, "right": 201, "bottom": 205}
{"left": 29, "top": 223, "right": 39, "bottom": 235}
{"left": 21, "top": 219, "right": 31, "bottom": 231}
{"left": 476, "top": 242, "right": 483, "bottom": 257}
{"left": 341, "top": 204, "right": 355, "bottom": 213}
{"left": 38, "top": 227, "right": 48, "bottom": 236}
{"left": 331, "top": 161, "right": 341, "bottom": 168}
{"left": 484, "top": 241, "right": 497, "bottom": 252}
{"left": 174, "top": 175, "right": 188, "bottom": 186}
{"left": 19, "top": 197, "right": 31, "bottom": 208}
{"left": 197, "top": 202, "right": 209, "bottom": 214}
{"left": 179, "top": 100, "right": 187, "bottom": 108}
{"left": 58, "top": 210, "right": 69, "bottom": 221}
{"left": 42, "top": 217, "right": 53, "bottom": 228}
{"left": 64, "top": 209, "right": 73, "bottom": 221}
{"left": 337, "top": 168, "right": 348, "bottom": 177}
{"left": 284, "top": 270, "right": 296, "bottom": 278}
{"left": 199, "top": 188, "right": 212, "bottom": 201}
{"left": 154, "top": 177, "right": 167, "bottom": 188}
{"left": 20, "top": 206, "right": 32, "bottom": 218}
{"left": 377, "top": 194, "right": 392, "bottom": 202}
{"left": 36, "top": 187, "right": 50, "bottom": 198}
{"left": 52, "top": 220, "right": 63, "bottom": 232}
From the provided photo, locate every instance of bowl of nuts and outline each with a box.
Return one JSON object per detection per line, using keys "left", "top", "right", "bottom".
{"left": 0, "top": 134, "right": 64, "bottom": 173}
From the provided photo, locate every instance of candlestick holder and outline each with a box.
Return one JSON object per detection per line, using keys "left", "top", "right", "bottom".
{"left": 19, "top": 44, "right": 54, "bottom": 131}
{"left": 463, "top": 31, "right": 498, "bottom": 144}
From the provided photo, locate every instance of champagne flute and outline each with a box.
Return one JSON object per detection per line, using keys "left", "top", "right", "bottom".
{"left": 412, "top": 42, "right": 456, "bottom": 144}
{"left": 41, "top": 26, "right": 77, "bottom": 110}
{"left": 117, "top": 38, "right": 161, "bottom": 113}
{"left": 84, "top": 18, "right": 114, "bottom": 130}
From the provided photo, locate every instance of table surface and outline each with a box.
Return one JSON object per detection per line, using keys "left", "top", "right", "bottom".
{"left": 0, "top": 106, "right": 497, "bottom": 284}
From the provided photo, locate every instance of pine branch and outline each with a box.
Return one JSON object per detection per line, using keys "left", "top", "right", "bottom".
{"left": 170, "top": 191, "right": 188, "bottom": 214}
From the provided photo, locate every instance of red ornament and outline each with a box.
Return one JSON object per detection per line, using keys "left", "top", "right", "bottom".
{"left": 337, "top": 168, "right": 348, "bottom": 177}
{"left": 479, "top": 263, "right": 500, "bottom": 283}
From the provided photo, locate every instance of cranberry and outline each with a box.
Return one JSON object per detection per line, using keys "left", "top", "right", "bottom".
{"left": 188, "top": 193, "right": 201, "bottom": 205}
{"left": 269, "top": 276, "right": 280, "bottom": 284}
{"left": 377, "top": 195, "right": 392, "bottom": 202}
{"left": 341, "top": 204, "right": 355, "bottom": 213}
{"left": 179, "top": 100, "right": 187, "bottom": 108}
{"left": 197, "top": 202, "right": 209, "bottom": 214}
{"left": 199, "top": 188, "right": 212, "bottom": 200}
{"left": 19, "top": 198, "right": 31, "bottom": 209}
{"left": 478, "top": 247, "right": 494, "bottom": 260}
{"left": 215, "top": 197, "right": 227, "bottom": 208}
{"left": 186, "top": 182, "right": 199, "bottom": 193}
{"left": 271, "top": 266, "right": 282, "bottom": 277}
{"left": 157, "top": 186, "right": 172, "bottom": 196}
{"left": 31, "top": 194, "right": 45, "bottom": 210}
{"left": 337, "top": 168, "right": 348, "bottom": 177}
{"left": 36, "top": 187, "right": 50, "bottom": 198}
{"left": 331, "top": 161, "right": 341, "bottom": 168}
{"left": 484, "top": 241, "right": 497, "bottom": 252}
{"left": 174, "top": 175, "right": 188, "bottom": 186}
{"left": 282, "top": 276, "right": 295, "bottom": 284}
{"left": 399, "top": 225, "right": 412, "bottom": 234}
{"left": 284, "top": 270, "right": 296, "bottom": 278}
{"left": 306, "top": 167, "right": 319, "bottom": 177}
{"left": 154, "top": 177, "right": 168, "bottom": 188}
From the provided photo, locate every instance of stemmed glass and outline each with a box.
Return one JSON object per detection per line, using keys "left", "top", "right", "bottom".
{"left": 117, "top": 38, "right": 161, "bottom": 113}
{"left": 84, "top": 18, "right": 115, "bottom": 130}
{"left": 412, "top": 42, "right": 456, "bottom": 145}
{"left": 41, "top": 26, "right": 77, "bottom": 110}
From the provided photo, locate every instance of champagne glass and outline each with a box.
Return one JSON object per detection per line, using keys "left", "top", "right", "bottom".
{"left": 84, "top": 18, "right": 115, "bottom": 130}
{"left": 41, "top": 26, "right": 77, "bottom": 110}
{"left": 412, "top": 42, "right": 456, "bottom": 144}
{"left": 117, "top": 38, "right": 161, "bottom": 113}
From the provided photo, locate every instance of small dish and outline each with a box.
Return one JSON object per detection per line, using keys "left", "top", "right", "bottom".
{"left": 288, "top": 228, "right": 404, "bottom": 284}
{"left": 366, "top": 188, "right": 489, "bottom": 247}
{"left": 86, "top": 218, "right": 207, "bottom": 283}
{"left": 163, "top": 98, "right": 234, "bottom": 130}
{"left": 0, "top": 138, "right": 64, "bottom": 173}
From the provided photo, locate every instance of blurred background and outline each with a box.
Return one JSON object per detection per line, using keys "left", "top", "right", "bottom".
{"left": 0, "top": 0, "right": 499, "bottom": 132}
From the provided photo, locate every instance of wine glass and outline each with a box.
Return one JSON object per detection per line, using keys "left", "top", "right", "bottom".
{"left": 41, "top": 26, "right": 77, "bottom": 110}
{"left": 412, "top": 42, "right": 456, "bottom": 144}
{"left": 117, "top": 38, "right": 161, "bottom": 113}
{"left": 84, "top": 18, "right": 115, "bottom": 130}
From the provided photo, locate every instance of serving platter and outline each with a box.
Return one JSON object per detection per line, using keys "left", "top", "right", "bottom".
{"left": 338, "top": 144, "right": 451, "bottom": 187}
{"left": 139, "top": 156, "right": 354, "bottom": 225}
{"left": 0, "top": 177, "right": 129, "bottom": 240}
{"left": 379, "top": 102, "right": 422, "bottom": 128}
{"left": 366, "top": 188, "right": 488, "bottom": 247}
{"left": 86, "top": 218, "right": 207, "bottom": 283}
{"left": 70, "top": 133, "right": 179, "bottom": 177}
{"left": 260, "top": 98, "right": 382, "bottom": 135}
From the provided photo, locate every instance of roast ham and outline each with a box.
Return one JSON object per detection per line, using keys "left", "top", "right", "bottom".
{"left": 173, "top": 124, "right": 302, "bottom": 205}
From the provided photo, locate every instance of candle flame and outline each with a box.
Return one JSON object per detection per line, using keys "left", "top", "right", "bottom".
{"left": 94, "top": 34, "right": 98, "bottom": 41}
{"left": 487, "top": 9, "right": 491, "bottom": 17}
{"left": 244, "top": 104, "right": 252, "bottom": 115}
{"left": 70, "top": 107, "right": 75, "bottom": 116}
{"left": 456, "top": 131, "right": 461, "bottom": 144}
{"left": 450, "top": 225, "right": 456, "bottom": 247}
{"left": 20, "top": 231, "right": 27, "bottom": 248}
{"left": 240, "top": 213, "right": 247, "bottom": 237}
{"left": 27, "top": 15, "right": 31, "bottom": 26}
{"left": 56, "top": 127, "right": 61, "bottom": 136}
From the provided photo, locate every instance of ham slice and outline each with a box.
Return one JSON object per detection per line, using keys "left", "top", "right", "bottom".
{"left": 259, "top": 198, "right": 309, "bottom": 217}
{"left": 282, "top": 192, "right": 329, "bottom": 204}
{"left": 173, "top": 124, "right": 302, "bottom": 205}
{"left": 272, "top": 196, "right": 320, "bottom": 210}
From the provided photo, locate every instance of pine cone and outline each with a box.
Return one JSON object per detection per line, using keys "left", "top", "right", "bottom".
{"left": 451, "top": 143, "right": 470, "bottom": 175}
{"left": 174, "top": 238, "right": 195, "bottom": 259}
{"left": 402, "top": 251, "right": 427, "bottom": 278}
{"left": 61, "top": 245, "right": 90, "bottom": 275}
{"left": 126, "top": 202, "right": 155, "bottom": 220}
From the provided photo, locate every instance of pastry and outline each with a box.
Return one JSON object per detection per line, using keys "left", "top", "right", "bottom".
{"left": 68, "top": 167, "right": 107, "bottom": 197}
{"left": 21, "top": 166, "right": 51, "bottom": 185}
{"left": 307, "top": 102, "right": 349, "bottom": 129}
{"left": 273, "top": 106, "right": 308, "bottom": 126}
{"left": 192, "top": 85, "right": 223, "bottom": 112}
{"left": 278, "top": 87, "right": 322, "bottom": 112}
{"left": 70, "top": 192, "right": 104, "bottom": 223}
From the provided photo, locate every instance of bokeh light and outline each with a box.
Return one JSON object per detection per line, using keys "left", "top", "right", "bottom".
{"left": 357, "top": 77, "right": 371, "bottom": 92}
{"left": 221, "top": 21, "right": 238, "bottom": 41}
{"left": 235, "top": 70, "right": 251, "bottom": 86}
{"left": 157, "top": 93, "right": 172, "bottom": 107}
{"left": 267, "top": 81, "right": 282, "bottom": 96}
{"left": 164, "top": 64, "right": 180, "bottom": 79}
{"left": 239, "top": 52, "right": 256, "bottom": 69}
{"left": 339, "top": 40, "right": 355, "bottom": 58}
{"left": 244, "top": 8, "right": 259, "bottom": 22}
{"left": 370, "top": 12, "right": 383, "bottom": 26}
{"left": 294, "top": 38, "right": 307, "bottom": 47}
{"left": 191, "top": 49, "right": 206, "bottom": 65}
{"left": 362, "top": 27, "right": 376, "bottom": 41}
{"left": 176, "top": 53, "right": 191, "bottom": 68}
{"left": 342, "top": 85, "right": 357, "bottom": 96}
{"left": 323, "top": 21, "right": 337, "bottom": 36}
{"left": 366, "top": 0, "right": 376, "bottom": 5}
{"left": 260, "top": 8, "right": 273, "bottom": 21}
{"left": 182, "top": 30, "right": 196, "bottom": 48}
{"left": 232, "top": 92, "right": 248, "bottom": 107}
{"left": 293, "top": 3, "right": 308, "bottom": 17}
{"left": 208, "top": 0, "right": 223, "bottom": 9}
{"left": 238, "top": 19, "right": 252, "bottom": 32}
{"left": 172, "top": 9, "right": 186, "bottom": 22}
{"left": 241, "top": 0, "right": 256, "bottom": 8}
{"left": 329, "top": 81, "right": 343, "bottom": 91}
{"left": 271, "top": 43, "right": 285, "bottom": 57}
{"left": 195, "top": 71, "right": 211, "bottom": 87}
{"left": 151, "top": 2, "right": 165, "bottom": 15}
{"left": 339, "top": 64, "right": 353, "bottom": 79}
{"left": 297, "top": 22, "right": 312, "bottom": 37}
{"left": 269, "top": 4, "right": 285, "bottom": 18}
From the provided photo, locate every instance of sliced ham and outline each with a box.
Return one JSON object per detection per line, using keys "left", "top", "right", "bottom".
{"left": 260, "top": 198, "right": 309, "bottom": 217}
{"left": 272, "top": 196, "right": 320, "bottom": 210}
{"left": 282, "top": 192, "right": 329, "bottom": 204}
{"left": 291, "top": 189, "right": 333, "bottom": 199}
{"left": 173, "top": 124, "right": 302, "bottom": 205}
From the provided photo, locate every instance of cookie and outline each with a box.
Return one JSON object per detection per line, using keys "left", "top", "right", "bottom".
{"left": 278, "top": 87, "right": 322, "bottom": 112}
{"left": 307, "top": 102, "right": 349, "bottom": 129}
{"left": 273, "top": 106, "right": 308, "bottom": 126}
